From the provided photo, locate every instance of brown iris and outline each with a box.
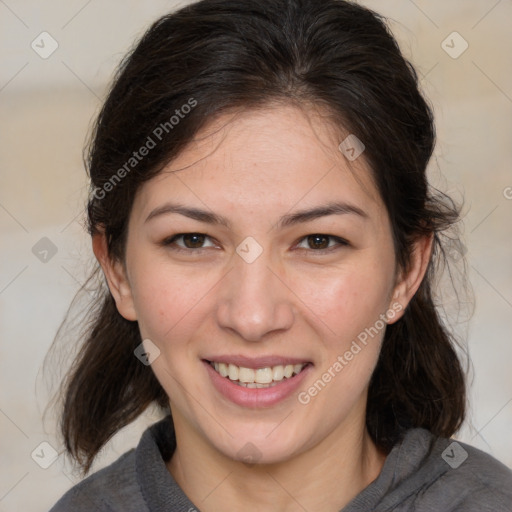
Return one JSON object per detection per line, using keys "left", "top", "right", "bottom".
{"left": 307, "top": 235, "right": 330, "bottom": 250}
{"left": 182, "top": 233, "right": 206, "bottom": 248}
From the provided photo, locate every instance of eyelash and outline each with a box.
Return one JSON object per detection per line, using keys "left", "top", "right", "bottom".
{"left": 161, "top": 233, "right": 349, "bottom": 254}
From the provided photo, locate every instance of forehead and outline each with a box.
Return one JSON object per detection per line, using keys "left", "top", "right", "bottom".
{"left": 133, "top": 105, "right": 383, "bottom": 220}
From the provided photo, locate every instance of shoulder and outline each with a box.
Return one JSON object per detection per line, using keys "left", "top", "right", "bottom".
{"left": 411, "top": 429, "right": 512, "bottom": 511}
{"left": 49, "top": 449, "right": 148, "bottom": 512}
{"left": 439, "top": 438, "right": 512, "bottom": 511}
{"left": 49, "top": 415, "right": 176, "bottom": 512}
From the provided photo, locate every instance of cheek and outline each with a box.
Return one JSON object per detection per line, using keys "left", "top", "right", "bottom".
{"left": 294, "top": 264, "right": 393, "bottom": 410}
{"left": 292, "top": 259, "right": 393, "bottom": 340}
{"left": 129, "top": 257, "right": 216, "bottom": 341}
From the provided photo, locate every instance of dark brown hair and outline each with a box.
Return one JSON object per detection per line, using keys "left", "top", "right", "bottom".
{"left": 52, "top": 0, "right": 467, "bottom": 473}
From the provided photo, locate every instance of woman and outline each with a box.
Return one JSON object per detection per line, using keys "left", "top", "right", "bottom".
{"left": 49, "top": 0, "right": 512, "bottom": 510}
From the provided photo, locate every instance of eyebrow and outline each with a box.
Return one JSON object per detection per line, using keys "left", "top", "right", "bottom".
{"left": 144, "top": 201, "right": 368, "bottom": 228}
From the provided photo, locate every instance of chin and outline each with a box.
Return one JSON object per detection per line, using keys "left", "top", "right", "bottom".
{"left": 209, "top": 424, "right": 309, "bottom": 466}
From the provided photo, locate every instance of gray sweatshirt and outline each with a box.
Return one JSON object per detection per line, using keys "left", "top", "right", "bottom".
{"left": 50, "top": 415, "right": 512, "bottom": 511}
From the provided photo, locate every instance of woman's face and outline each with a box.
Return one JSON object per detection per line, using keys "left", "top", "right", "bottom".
{"left": 108, "top": 105, "right": 411, "bottom": 464}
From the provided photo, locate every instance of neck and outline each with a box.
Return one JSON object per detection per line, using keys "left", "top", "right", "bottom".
{"left": 167, "top": 410, "right": 387, "bottom": 512}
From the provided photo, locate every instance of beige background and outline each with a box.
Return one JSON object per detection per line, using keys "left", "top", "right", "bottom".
{"left": 1, "top": 1, "right": 511, "bottom": 510}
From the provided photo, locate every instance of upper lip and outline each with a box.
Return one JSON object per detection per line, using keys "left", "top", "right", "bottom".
{"left": 203, "top": 355, "right": 312, "bottom": 369}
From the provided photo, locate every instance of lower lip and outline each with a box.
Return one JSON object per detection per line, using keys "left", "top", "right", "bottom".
{"left": 203, "top": 360, "right": 313, "bottom": 408}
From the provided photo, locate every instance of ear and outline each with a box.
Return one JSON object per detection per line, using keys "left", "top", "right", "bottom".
{"left": 387, "top": 233, "right": 433, "bottom": 324}
{"left": 92, "top": 232, "right": 138, "bottom": 321}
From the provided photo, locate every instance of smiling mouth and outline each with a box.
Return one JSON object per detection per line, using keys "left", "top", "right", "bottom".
{"left": 207, "top": 360, "right": 311, "bottom": 388}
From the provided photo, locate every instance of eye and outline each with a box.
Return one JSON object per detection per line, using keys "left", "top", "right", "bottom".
{"left": 296, "top": 234, "right": 348, "bottom": 251}
{"left": 162, "top": 233, "right": 217, "bottom": 250}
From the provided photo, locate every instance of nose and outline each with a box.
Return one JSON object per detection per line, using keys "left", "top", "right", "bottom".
{"left": 215, "top": 250, "right": 295, "bottom": 342}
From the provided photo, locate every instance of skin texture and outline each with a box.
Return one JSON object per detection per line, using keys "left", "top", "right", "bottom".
{"left": 94, "top": 105, "right": 432, "bottom": 511}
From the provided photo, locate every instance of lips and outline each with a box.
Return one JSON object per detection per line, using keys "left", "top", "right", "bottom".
{"left": 204, "top": 355, "right": 311, "bottom": 369}
{"left": 203, "top": 357, "right": 313, "bottom": 407}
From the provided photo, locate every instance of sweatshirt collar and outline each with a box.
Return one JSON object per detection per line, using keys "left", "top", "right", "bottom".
{"left": 136, "top": 415, "right": 447, "bottom": 512}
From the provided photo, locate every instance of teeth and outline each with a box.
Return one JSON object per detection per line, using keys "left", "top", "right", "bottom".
{"left": 239, "top": 367, "right": 255, "bottom": 383}
{"left": 228, "top": 363, "right": 239, "bottom": 381}
{"left": 218, "top": 362, "right": 228, "bottom": 377}
{"left": 210, "top": 361, "right": 307, "bottom": 385}
{"left": 238, "top": 381, "right": 279, "bottom": 388}
{"left": 255, "top": 367, "right": 273, "bottom": 384}
{"left": 272, "top": 365, "right": 284, "bottom": 381}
